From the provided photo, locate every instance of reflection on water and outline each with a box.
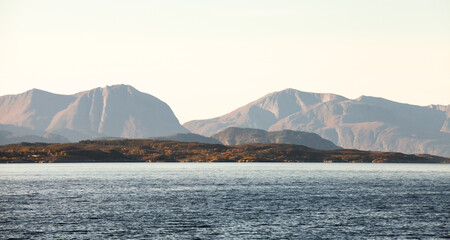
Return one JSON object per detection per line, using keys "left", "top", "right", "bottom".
{"left": 1, "top": 163, "right": 449, "bottom": 239}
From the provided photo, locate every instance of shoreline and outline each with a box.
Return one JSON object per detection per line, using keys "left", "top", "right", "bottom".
{"left": 1, "top": 139, "right": 449, "bottom": 164}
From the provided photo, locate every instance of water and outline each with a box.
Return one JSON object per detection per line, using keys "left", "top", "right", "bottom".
{"left": 1, "top": 163, "right": 449, "bottom": 239}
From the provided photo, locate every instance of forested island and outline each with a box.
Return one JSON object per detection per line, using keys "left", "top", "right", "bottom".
{"left": 1, "top": 139, "right": 449, "bottom": 163}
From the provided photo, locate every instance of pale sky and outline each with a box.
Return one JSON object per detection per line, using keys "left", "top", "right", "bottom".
{"left": 1, "top": 0, "right": 449, "bottom": 123}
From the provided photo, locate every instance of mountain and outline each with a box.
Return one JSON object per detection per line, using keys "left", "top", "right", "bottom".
{"left": 0, "top": 130, "right": 69, "bottom": 145}
{"left": 0, "top": 123, "right": 69, "bottom": 145}
{"left": 152, "top": 133, "right": 222, "bottom": 144}
{"left": 184, "top": 89, "right": 347, "bottom": 136}
{"left": 212, "top": 127, "right": 340, "bottom": 150}
{"left": 0, "top": 89, "right": 75, "bottom": 130}
{"left": 184, "top": 89, "right": 450, "bottom": 157}
{"left": 0, "top": 85, "right": 188, "bottom": 142}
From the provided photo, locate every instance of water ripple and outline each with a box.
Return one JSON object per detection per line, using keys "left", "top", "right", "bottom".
{"left": 1, "top": 163, "right": 449, "bottom": 239}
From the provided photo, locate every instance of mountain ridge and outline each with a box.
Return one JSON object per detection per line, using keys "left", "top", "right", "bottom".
{"left": 2, "top": 86, "right": 449, "bottom": 156}
{"left": 211, "top": 127, "right": 340, "bottom": 150}
{"left": 0, "top": 130, "right": 69, "bottom": 145}
{"left": 184, "top": 88, "right": 348, "bottom": 137}
{"left": 0, "top": 85, "right": 188, "bottom": 141}
{"left": 184, "top": 88, "right": 450, "bottom": 157}
{"left": 152, "top": 133, "right": 222, "bottom": 144}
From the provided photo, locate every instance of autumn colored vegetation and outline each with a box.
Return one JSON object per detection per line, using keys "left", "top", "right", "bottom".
{"left": 0, "top": 139, "right": 448, "bottom": 163}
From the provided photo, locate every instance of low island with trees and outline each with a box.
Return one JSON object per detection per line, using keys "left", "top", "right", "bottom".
{"left": 1, "top": 139, "right": 449, "bottom": 163}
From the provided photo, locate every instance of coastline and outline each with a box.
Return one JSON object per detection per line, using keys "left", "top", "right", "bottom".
{"left": 1, "top": 139, "right": 449, "bottom": 164}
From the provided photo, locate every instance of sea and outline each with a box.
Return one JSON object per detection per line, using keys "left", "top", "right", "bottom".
{"left": 1, "top": 163, "right": 449, "bottom": 239}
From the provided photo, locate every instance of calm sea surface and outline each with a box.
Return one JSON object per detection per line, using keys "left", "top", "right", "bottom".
{"left": 1, "top": 163, "right": 449, "bottom": 239}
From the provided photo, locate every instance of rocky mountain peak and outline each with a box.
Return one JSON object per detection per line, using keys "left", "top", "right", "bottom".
{"left": 0, "top": 85, "right": 188, "bottom": 142}
{"left": 185, "top": 88, "right": 450, "bottom": 157}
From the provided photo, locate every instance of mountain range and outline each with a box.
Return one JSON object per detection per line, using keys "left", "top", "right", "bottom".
{"left": 184, "top": 89, "right": 450, "bottom": 157}
{"left": 1, "top": 85, "right": 449, "bottom": 157}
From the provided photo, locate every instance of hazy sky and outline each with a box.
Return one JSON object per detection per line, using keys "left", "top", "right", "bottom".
{"left": 1, "top": 0, "right": 449, "bottom": 123}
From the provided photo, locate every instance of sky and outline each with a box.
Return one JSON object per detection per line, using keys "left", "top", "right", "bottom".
{"left": 1, "top": 0, "right": 449, "bottom": 123}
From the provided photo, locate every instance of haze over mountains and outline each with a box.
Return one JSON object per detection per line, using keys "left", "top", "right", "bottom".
{"left": 184, "top": 89, "right": 450, "bottom": 157}
{"left": 0, "top": 85, "right": 188, "bottom": 141}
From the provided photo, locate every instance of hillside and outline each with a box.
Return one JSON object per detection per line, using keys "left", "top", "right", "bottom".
{"left": 152, "top": 133, "right": 221, "bottom": 144}
{"left": 0, "top": 130, "right": 69, "bottom": 145}
{"left": 0, "top": 139, "right": 448, "bottom": 164}
{"left": 212, "top": 127, "right": 340, "bottom": 150}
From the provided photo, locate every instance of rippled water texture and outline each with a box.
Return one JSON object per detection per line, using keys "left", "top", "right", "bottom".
{"left": 1, "top": 163, "right": 449, "bottom": 239}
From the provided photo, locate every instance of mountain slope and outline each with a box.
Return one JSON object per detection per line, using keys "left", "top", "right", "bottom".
{"left": 0, "top": 85, "right": 188, "bottom": 141}
{"left": 0, "top": 89, "right": 75, "bottom": 130}
{"left": 0, "top": 130, "right": 69, "bottom": 145}
{"left": 212, "top": 127, "right": 340, "bottom": 150}
{"left": 152, "top": 133, "right": 222, "bottom": 144}
{"left": 184, "top": 89, "right": 450, "bottom": 157}
{"left": 428, "top": 104, "right": 450, "bottom": 134}
{"left": 184, "top": 88, "right": 347, "bottom": 137}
